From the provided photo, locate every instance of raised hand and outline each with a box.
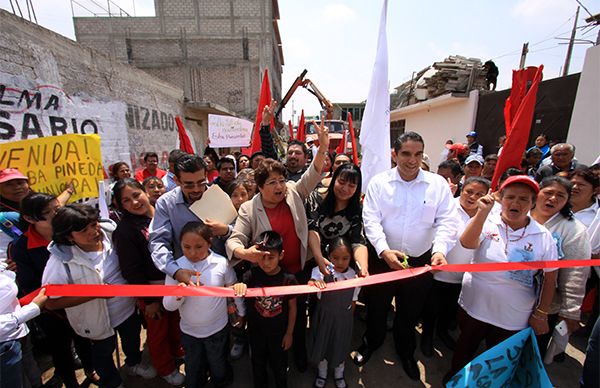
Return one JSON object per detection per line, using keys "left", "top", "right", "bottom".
{"left": 261, "top": 100, "right": 277, "bottom": 126}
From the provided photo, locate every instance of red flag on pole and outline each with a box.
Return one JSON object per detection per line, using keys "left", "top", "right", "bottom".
{"left": 175, "top": 116, "right": 195, "bottom": 154}
{"left": 491, "top": 65, "right": 543, "bottom": 191}
{"left": 347, "top": 112, "right": 359, "bottom": 165}
{"left": 296, "top": 109, "right": 305, "bottom": 142}
{"left": 243, "top": 69, "right": 271, "bottom": 155}
{"left": 288, "top": 120, "right": 294, "bottom": 139}
{"left": 503, "top": 67, "right": 539, "bottom": 137}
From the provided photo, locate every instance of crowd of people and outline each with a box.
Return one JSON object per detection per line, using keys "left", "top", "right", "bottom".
{"left": 1, "top": 102, "right": 599, "bottom": 388}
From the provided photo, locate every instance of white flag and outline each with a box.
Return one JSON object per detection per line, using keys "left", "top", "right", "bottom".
{"left": 359, "top": 0, "right": 390, "bottom": 193}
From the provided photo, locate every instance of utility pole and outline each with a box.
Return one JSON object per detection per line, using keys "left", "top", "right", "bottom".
{"left": 519, "top": 42, "right": 529, "bottom": 69}
{"left": 563, "top": 6, "right": 580, "bottom": 76}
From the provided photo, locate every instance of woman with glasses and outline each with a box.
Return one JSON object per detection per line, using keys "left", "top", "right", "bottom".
{"left": 226, "top": 120, "right": 330, "bottom": 373}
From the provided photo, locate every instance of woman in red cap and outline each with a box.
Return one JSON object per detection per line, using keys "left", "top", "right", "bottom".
{"left": 444, "top": 175, "right": 559, "bottom": 383}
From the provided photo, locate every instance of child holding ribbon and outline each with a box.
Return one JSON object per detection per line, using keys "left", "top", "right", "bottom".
{"left": 308, "top": 237, "right": 360, "bottom": 388}
{"left": 163, "top": 221, "right": 245, "bottom": 388}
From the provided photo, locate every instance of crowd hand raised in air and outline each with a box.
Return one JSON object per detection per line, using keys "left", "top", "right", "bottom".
{"left": 260, "top": 100, "right": 277, "bottom": 126}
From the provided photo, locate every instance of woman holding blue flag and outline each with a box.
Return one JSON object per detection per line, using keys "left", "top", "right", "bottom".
{"left": 444, "top": 175, "right": 558, "bottom": 383}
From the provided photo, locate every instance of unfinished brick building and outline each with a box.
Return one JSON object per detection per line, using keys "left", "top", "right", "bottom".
{"left": 73, "top": 0, "right": 283, "bottom": 122}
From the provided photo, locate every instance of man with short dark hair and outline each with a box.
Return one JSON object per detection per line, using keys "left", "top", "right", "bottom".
{"left": 213, "top": 157, "right": 236, "bottom": 191}
{"left": 149, "top": 154, "right": 231, "bottom": 285}
{"left": 135, "top": 152, "right": 167, "bottom": 182}
{"left": 482, "top": 154, "right": 498, "bottom": 181}
{"left": 437, "top": 159, "right": 463, "bottom": 197}
{"left": 354, "top": 131, "right": 458, "bottom": 380}
{"left": 285, "top": 140, "right": 309, "bottom": 182}
{"left": 162, "top": 149, "right": 187, "bottom": 192}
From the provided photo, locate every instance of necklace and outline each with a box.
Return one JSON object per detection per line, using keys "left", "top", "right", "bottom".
{"left": 502, "top": 220, "right": 528, "bottom": 255}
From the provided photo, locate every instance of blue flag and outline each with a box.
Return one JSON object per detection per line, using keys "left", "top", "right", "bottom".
{"left": 446, "top": 327, "right": 552, "bottom": 388}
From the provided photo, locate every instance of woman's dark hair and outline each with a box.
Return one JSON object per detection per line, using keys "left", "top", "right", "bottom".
{"left": 142, "top": 176, "right": 163, "bottom": 188}
{"left": 224, "top": 178, "right": 246, "bottom": 197}
{"left": 112, "top": 178, "right": 146, "bottom": 212}
{"left": 52, "top": 204, "right": 100, "bottom": 245}
{"left": 255, "top": 158, "right": 287, "bottom": 188}
{"left": 498, "top": 167, "right": 524, "bottom": 187}
{"left": 325, "top": 236, "right": 353, "bottom": 258}
{"left": 20, "top": 192, "right": 57, "bottom": 222}
{"left": 526, "top": 148, "right": 543, "bottom": 158}
{"left": 438, "top": 159, "right": 463, "bottom": 177}
{"left": 174, "top": 154, "right": 207, "bottom": 178}
{"left": 255, "top": 230, "right": 284, "bottom": 254}
{"left": 463, "top": 176, "right": 491, "bottom": 192}
{"left": 569, "top": 167, "right": 600, "bottom": 191}
{"left": 110, "top": 162, "right": 129, "bottom": 181}
{"left": 180, "top": 221, "right": 212, "bottom": 244}
{"left": 539, "top": 176, "right": 573, "bottom": 220}
{"left": 321, "top": 163, "right": 362, "bottom": 217}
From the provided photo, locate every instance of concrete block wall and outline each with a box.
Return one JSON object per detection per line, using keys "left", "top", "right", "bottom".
{"left": 73, "top": 0, "right": 282, "bottom": 120}
{"left": 0, "top": 9, "right": 184, "bottom": 172}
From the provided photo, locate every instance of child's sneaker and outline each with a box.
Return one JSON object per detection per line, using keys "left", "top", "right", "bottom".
{"left": 126, "top": 363, "right": 157, "bottom": 379}
{"left": 162, "top": 369, "right": 185, "bottom": 386}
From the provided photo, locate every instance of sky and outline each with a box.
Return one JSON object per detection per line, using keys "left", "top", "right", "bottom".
{"left": 1, "top": 0, "right": 597, "bottom": 124}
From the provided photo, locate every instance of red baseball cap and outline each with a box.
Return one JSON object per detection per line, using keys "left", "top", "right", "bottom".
{"left": 499, "top": 175, "right": 539, "bottom": 194}
{"left": 0, "top": 168, "right": 28, "bottom": 184}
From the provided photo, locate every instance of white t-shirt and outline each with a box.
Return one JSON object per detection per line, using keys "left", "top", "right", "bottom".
{"left": 163, "top": 251, "right": 242, "bottom": 338}
{"left": 42, "top": 237, "right": 135, "bottom": 328}
{"left": 459, "top": 215, "right": 558, "bottom": 331}
{"left": 310, "top": 266, "right": 360, "bottom": 301}
{"left": 434, "top": 199, "right": 474, "bottom": 284}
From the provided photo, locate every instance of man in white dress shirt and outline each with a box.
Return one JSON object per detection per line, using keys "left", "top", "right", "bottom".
{"left": 353, "top": 131, "right": 459, "bottom": 380}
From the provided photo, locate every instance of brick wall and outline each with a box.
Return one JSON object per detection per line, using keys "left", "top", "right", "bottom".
{"left": 73, "top": 0, "right": 283, "bottom": 119}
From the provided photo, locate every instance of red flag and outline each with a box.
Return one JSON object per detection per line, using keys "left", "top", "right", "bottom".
{"left": 503, "top": 67, "right": 539, "bottom": 137}
{"left": 175, "top": 116, "right": 194, "bottom": 154}
{"left": 288, "top": 120, "right": 294, "bottom": 139}
{"left": 336, "top": 125, "right": 347, "bottom": 155}
{"left": 296, "top": 109, "right": 305, "bottom": 142}
{"left": 347, "top": 112, "right": 359, "bottom": 165}
{"left": 243, "top": 69, "right": 271, "bottom": 155}
{"left": 491, "top": 65, "right": 543, "bottom": 191}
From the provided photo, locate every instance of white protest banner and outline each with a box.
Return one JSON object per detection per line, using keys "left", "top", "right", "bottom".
{"left": 208, "top": 114, "right": 253, "bottom": 147}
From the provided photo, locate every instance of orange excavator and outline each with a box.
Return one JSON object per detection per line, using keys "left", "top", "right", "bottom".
{"left": 275, "top": 70, "right": 346, "bottom": 152}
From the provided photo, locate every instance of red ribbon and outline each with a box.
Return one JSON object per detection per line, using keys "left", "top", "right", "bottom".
{"left": 18, "top": 259, "right": 600, "bottom": 306}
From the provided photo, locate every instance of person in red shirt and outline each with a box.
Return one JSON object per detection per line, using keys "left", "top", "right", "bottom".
{"left": 135, "top": 152, "right": 167, "bottom": 182}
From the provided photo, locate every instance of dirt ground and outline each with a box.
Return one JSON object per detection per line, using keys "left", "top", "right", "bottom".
{"left": 40, "top": 303, "right": 589, "bottom": 387}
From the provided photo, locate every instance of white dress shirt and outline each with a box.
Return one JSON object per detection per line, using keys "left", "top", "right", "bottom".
{"left": 363, "top": 168, "right": 459, "bottom": 257}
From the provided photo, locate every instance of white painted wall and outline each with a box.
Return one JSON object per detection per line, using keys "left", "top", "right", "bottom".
{"left": 390, "top": 90, "right": 479, "bottom": 169}
{"left": 567, "top": 45, "right": 600, "bottom": 166}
